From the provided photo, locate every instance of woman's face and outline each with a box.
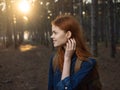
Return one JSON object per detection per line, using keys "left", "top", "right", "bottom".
{"left": 51, "top": 25, "right": 68, "bottom": 47}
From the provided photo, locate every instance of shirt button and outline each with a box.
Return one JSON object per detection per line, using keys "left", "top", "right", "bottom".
{"left": 65, "top": 86, "right": 68, "bottom": 89}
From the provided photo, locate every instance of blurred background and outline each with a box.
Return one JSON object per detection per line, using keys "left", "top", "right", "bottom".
{"left": 0, "top": 0, "right": 120, "bottom": 90}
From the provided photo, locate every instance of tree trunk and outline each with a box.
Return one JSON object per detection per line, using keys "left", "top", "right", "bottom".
{"left": 98, "top": 0, "right": 105, "bottom": 42}
{"left": 90, "top": 0, "right": 98, "bottom": 57}
{"left": 114, "top": 0, "right": 118, "bottom": 44}
{"left": 79, "top": 0, "right": 83, "bottom": 26}
{"left": 108, "top": 0, "right": 116, "bottom": 57}
{"left": 5, "top": 0, "right": 13, "bottom": 48}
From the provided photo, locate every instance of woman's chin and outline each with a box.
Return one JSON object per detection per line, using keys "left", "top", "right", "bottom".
{"left": 53, "top": 44, "right": 58, "bottom": 47}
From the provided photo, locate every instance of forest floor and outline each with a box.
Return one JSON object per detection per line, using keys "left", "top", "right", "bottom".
{"left": 0, "top": 43, "right": 120, "bottom": 90}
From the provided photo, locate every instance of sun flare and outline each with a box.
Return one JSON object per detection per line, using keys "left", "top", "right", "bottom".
{"left": 18, "top": 0, "right": 30, "bottom": 14}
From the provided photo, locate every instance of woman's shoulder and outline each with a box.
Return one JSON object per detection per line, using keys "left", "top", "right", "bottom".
{"left": 82, "top": 57, "right": 96, "bottom": 67}
{"left": 49, "top": 53, "right": 55, "bottom": 64}
{"left": 87, "top": 57, "right": 96, "bottom": 64}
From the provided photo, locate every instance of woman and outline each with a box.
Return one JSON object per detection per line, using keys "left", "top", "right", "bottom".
{"left": 48, "top": 15, "right": 101, "bottom": 90}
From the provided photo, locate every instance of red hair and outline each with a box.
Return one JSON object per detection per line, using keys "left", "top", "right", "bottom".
{"left": 52, "top": 15, "right": 92, "bottom": 71}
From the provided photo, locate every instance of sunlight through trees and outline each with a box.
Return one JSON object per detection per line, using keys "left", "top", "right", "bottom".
{"left": 0, "top": 0, "right": 120, "bottom": 57}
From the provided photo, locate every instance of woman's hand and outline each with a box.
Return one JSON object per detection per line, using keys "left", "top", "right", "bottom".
{"left": 64, "top": 38, "right": 76, "bottom": 60}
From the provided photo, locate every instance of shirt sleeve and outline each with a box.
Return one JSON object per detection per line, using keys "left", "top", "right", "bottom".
{"left": 48, "top": 55, "right": 54, "bottom": 90}
{"left": 56, "top": 58, "right": 96, "bottom": 90}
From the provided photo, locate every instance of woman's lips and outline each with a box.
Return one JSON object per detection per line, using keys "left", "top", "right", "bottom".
{"left": 53, "top": 40, "right": 56, "bottom": 43}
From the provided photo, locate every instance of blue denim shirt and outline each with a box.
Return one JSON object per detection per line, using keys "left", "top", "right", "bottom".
{"left": 48, "top": 54, "right": 96, "bottom": 90}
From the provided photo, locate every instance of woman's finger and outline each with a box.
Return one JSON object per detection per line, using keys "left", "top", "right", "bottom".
{"left": 68, "top": 39, "right": 72, "bottom": 49}
{"left": 73, "top": 38, "right": 76, "bottom": 50}
{"left": 71, "top": 38, "right": 74, "bottom": 50}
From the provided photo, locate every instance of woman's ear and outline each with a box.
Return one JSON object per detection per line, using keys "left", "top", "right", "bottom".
{"left": 66, "top": 31, "right": 72, "bottom": 39}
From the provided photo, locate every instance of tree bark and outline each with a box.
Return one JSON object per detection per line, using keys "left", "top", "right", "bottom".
{"left": 79, "top": 0, "right": 83, "bottom": 26}
{"left": 90, "top": 0, "right": 98, "bottom": 57}
{"left": 108, "top": 0, "right": 116, "bottom": 57}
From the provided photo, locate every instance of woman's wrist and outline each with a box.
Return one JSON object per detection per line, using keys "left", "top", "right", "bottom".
{"left": 64, "top": 58, "right": 71, "bottom": 65}
{"left": 64, "top": 56, "right": 72, "bottom": 61}
{"left": 61, "top": 58, "right": 71, "bottom": 80}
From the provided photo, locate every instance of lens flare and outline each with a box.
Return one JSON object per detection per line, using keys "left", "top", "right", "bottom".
{"left": 18, "top": 0, "right": 30, "bottom": 14}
